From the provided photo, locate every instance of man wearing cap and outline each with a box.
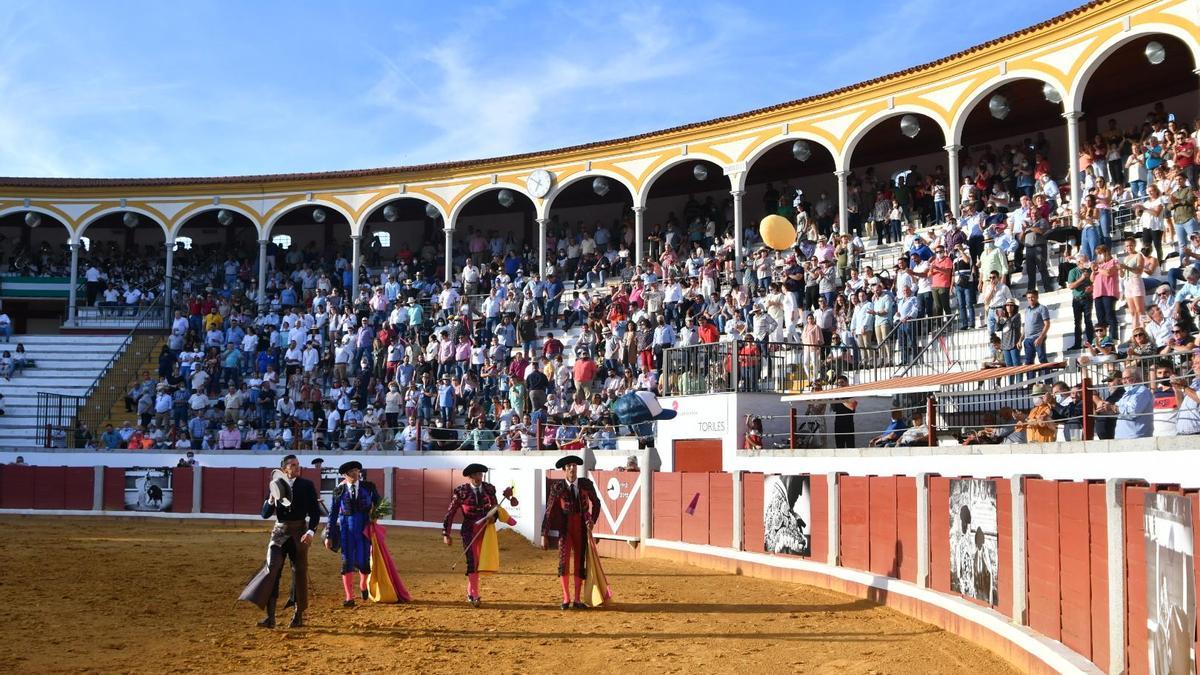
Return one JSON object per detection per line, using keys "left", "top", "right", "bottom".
{"left": 325, "top": 461, "right": 381, "bottom": 607}
{"left": 541, "top": 455, "right": 600, "bottom": 609}
{"left": 443, "top": 463, "right": 499, "bottom": 607}
{"left": 239, "top": 454, "right": 321, "bottom": 629}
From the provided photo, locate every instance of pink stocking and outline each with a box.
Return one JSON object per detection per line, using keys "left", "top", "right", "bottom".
{"left": 559, "top": 575, "right": 571, "bottom": 603}
{"left": 359, "top": 572, "right": 369, "bottom": 591}
{"left": 573, "top": 576, "right": 583, "bottom": 603}
{"left": 467, "top": 572, "right": 480, "bottom": 599}
{"left": 341, "top": 573, "right": 354, "bottom": 601}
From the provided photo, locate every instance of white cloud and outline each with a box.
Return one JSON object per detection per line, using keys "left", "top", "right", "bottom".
{"left": 364, "top": 2, "right": 765, "bottom": 165}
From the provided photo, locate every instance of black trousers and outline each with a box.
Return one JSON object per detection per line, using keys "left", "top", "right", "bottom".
{"left": 240, "top": 520, "right": 310, "bottom": 613}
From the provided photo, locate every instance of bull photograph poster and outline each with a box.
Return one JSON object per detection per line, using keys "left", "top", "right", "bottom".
{"left": 763, "top": 474, "right": 811, "bottom": 556}
{"left": 1144, "top": 492, "right": 1196, "bottom": 675}
{"left": 949, "top": 478, "right": 998, "bottom": 605}
{"left": 124, "top": 468, "right": 173, "bottom": 512}
{"left": 321, "top": 467, "right": 368, "bottom": 508}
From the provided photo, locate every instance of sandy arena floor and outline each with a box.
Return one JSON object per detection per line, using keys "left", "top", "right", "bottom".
{"left": 0, "top": 516, "right": 1018, "bottom": 674}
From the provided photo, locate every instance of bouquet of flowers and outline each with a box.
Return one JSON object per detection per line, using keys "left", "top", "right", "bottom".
{"left": 371, "top": 498, "right": 393, "bottom": 521}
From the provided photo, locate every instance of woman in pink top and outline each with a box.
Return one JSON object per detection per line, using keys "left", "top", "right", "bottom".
{"left": 455, "top": 335, "right": 472, "bottom": 378}
{"left": 800, "top": 313, "right": 824, "bottom": 382}
{"left": 1090, "top": 244, "right": 1120, "bottom": 337}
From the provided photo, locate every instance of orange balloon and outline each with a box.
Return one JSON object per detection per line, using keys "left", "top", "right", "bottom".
{"left": 759, "top": 214, "right": 796, "bottom": 251}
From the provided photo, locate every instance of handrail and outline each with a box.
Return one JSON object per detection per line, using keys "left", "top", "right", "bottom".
{"left": 82, "top": 294, "right": 170, "bottom": 400}
{"left": 36, "top": 294, "right": 170, "bottom": 444}
{"left": 895, "top": 314, "right": 956, "bottom": 378}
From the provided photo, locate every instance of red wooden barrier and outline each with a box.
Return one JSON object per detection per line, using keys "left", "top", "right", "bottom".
{"left": 868, "top": 476, "right": 898, "bottom": 578}
{"left": 1026, "top": 478, "right": 1062, "bottom": 641}
{"left": 928, "top": 477, "right": 951, "bottom": 593}
{"left": 1124, "top": 484, "right": 1150, "bottom": 675}
{"left": 201, "top": 467, "right": 235, "bottom": 514}
{"left": 896, "top": 476, "right": 918, "bottom": 583}
{"left": 809, "top": 474, "right": 828, "bottom": 561}
{"left": 232, "top": 468, "right": 268, "bottom": 515}
{"left": 0, "top": 465, "right": 34, "bottom": 508}
{"left": 393, "top": 469, "right": 424, "bottom": 521}
{"left": 63, "top": 467, "right": 93, "bottom": 510}
{"left": 708, "top": 473, "right": 733, "bottom": 549}
{"left": 172, "top": 466, "right": 193, "bottom": 513}
{"left": 1089, "top": 482, "right": 1109, "bottom": 673}
{"left": 839, "top": 475, "right": 870, "bottom": 572}
{"left": 33, "top": 466, "right": 66, "bottom": 509}
{"left": 1058, "top": 481, "right": 1092, "bottom": 661}
{"left": 996, "top": 478, "right": 1013, "bottom": 617}
{"left": 680, "top": 473, "right": 709, "bottom": 545}
{"left": 742, "top": 473, "right": 764, "bottom": 552}
{"left": 652, "top": 472, "right": 682, "bottom": 541}
{"left": 422, "top": 469, "right": 455, "bottom": 524}
{"left": 590, "top": 470, "right": 641, "bottom": 539}
{"left": 103, "top": 467, "right": 126, "bottom": 511}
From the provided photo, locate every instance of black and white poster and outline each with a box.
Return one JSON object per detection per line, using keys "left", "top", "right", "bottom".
{"left": 320, "top": 467, "right": 368, "bottom": 509}
{"left": 949, "top": 478, "right": 998, "bottom": 605}
{"left": 763, "top": 475, "right": 811, "bottom": 556}
{"left": 124, "top": 468, "right": 173, "bottom": 512}
{"left": 1144, "top": 492, "right": 1196, "bottom": 675}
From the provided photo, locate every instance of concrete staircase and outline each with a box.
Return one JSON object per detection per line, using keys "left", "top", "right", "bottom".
{"left": 0, "top": 334, "right": 129, "bottom": 450}
{"left": 80, "top": 336, "right": 165, "bottom": 433}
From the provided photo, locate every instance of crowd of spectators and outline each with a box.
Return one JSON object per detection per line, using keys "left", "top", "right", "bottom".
{"left": 10, "top": 108, "right": 1200, "bottom": 454}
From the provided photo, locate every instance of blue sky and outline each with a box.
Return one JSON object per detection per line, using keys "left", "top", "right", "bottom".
{"left": 0, "top": 0, "right": 1085, "bottom": 178}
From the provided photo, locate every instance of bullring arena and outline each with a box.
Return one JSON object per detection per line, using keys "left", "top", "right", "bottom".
{"left": 0, "top": 516, "right": 1016, "bottom": 674}
{"left": 1, "top": 0, "right": 1199, "bottom": 673}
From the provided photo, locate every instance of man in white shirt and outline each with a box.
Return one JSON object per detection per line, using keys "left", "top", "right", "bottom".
{"left": 400, "top": 416, "right": 430, "bottom": 451}
{"left": 84, "top": 265, "right": 103, "bottom": 305}
{"left": 461, "top": 259, "right": 481, "bottom": 295}
{"left": 0, "top": 312, "right": 10, "bottom": 342}
{"left": 1144, "top": 304, "right": 1173, "bottom": 347}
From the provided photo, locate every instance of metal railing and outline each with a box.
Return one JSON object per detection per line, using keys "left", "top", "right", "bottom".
{"left": 73, "top": 303, "right": 170, "bottom": 330}
{"left": 35, "top": 392, "right": 86, "bottom": 448}
{"left": 71, "top": 273, "right": 177, "bottom": 330}
{"left": 37, "top": 296, "right": 169, "bottom": 445}
{"left": 661, "top": 339, "right": 886, "bottom": 396}
{"left": 894, "top": 314, "right": 967, "bottom": 378}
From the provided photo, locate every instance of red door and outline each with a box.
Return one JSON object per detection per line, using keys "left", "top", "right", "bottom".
{"left": 673, "top": 439, "right": 722, "bottom": 473}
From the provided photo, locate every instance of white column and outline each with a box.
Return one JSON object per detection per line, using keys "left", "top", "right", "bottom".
{"left": 92, "top": 466, "right": 103, "bottom": 508}
{"left": 637, "top": 447, "right": 652, "bottom": 540}
{"left": 731, "top": 470, "right": 744, "bottom": 550}
{"left": 915, "top": 473, "right": 930, "bottom": 588}
{"left": 257, "top": 239, "right": 268, "bottom": 307}
{"left": 67, "top": 242, "right": 80, "bottom": 324}
{"left": 731, "top": 190, "right": 745, "bottom": 269}
{"left": 945, "top": 144, "right": 963, "bottom": 217}
{"left": 164, "top": 239, "right": 174, "bottom": 315}
{"left": 350, "top": 234, "right": 362, "bottom": 301}
{"left": 1010, "top": 475, "right": 1030, "bottom": 624}
{"left": 826, "top": 472, "right": 840, "bottom": 566}
{"left": 443, "top": 227, "right": 454, "bottom": 284}
{"left": 381, "top": 467, "right": 393, "bottom": 504}
{"left": 192, "top": 466, "right": 203, "bottom": 513}
{"left": 633, "top": 206, "right": 645, "bottom": 268}
{"left": 1106, "top": 478, "right": 1129, "bottom": 675}
{"left": 1064, "top": 111, "right": 1084, "bottom": 228}
{"left": 835, "top": 170, "right": 850, "bottom": 236}
{"left": 537, "top": 217, "right": 549, "bottom": 277}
